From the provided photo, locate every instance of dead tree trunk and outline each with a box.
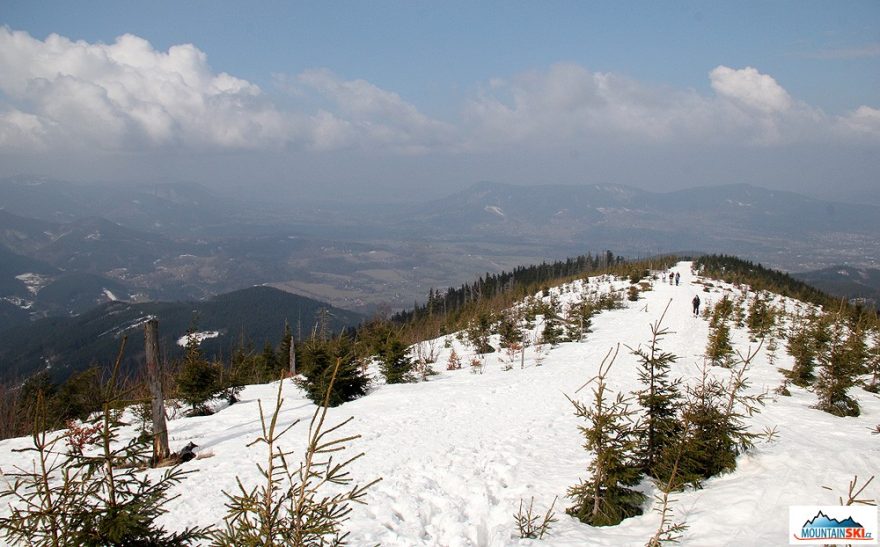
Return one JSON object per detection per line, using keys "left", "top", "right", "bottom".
{"left": 145, "top": 319, "right": 170, "bottom": 463}
{"left": 289, "top": 338, "right": 296, "bottom": 376}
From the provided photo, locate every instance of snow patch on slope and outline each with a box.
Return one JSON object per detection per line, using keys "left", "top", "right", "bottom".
{"left": 177, "top": 330, "right": 221, "bottom": 347}
{"left": 484, "top": 205, "right": 505, "bottom": 217}
{"left": 15, "top": 272, "right": 51, "bottom": 295}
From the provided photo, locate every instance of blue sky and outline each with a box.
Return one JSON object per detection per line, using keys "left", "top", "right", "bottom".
{"left": 1, "top": 1, "right": 878, "bottom": 202}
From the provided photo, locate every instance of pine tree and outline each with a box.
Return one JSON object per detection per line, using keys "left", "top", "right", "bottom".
{"left": 277, "top": 320, "right": 293, "bottom": 373}
{"left": 377, "top": 329, "right": 414, "bottom": 384}
{"left": 629, "top": 302, "right": 682, "bottom": 478}
{"left": 705, "top": 296, "right": 734, "bottom": 367}
{"left": 865, "top": 325, "right": 880, "bottom": 393}
{"left": 176, "top": 331, "right": 221, "bottom": 415}
{"left": 564, "top": 299, "right": 595, "bottom": 342}
{"left": 815, "top": 313, "right": 863, "bottom": 417}
{"left": 567, "top": 346, "right": 644, "bottom": 526}
{"left": 466, "top": 310, "right": 496, "bottom": 354}
{"left": 497, "top": 310, "right": 522, "bottom": 349}
{"left": 676, "top": 346, "right": 764, "bottom": 483}
{"left": 786, "top": 313, "right": 819, "bottom": 386}
{"left": 0, "top": 340, "right": 209, "bottom": 546}
{"left": 746, "top": 293, "right": 775, "bottom": 340}
{"left": 540, "top": 297, "right": 565, "bottom": 347}
{"left": 297, "top": 334, "right": 368, "bottom": 407}
{"left": 212, "top": 360, "right": 379, "bottom": 546}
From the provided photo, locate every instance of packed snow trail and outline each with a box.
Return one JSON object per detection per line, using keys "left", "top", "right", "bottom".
{"left": 0, "top": 262, "right": 877, "bottom": 546}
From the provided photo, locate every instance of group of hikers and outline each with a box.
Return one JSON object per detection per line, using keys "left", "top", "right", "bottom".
{"left": 666, "top": 269, "right": 701, "bottom": 316}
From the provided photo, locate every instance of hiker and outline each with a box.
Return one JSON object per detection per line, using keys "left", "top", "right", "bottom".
{"left": 675, "top": 272, "right": 680, "bottom": 286}
{"left": 692, "top": 295, "right": 701, "bottom": 316}
{"left": 669, "top": 272, "right": 674, "bottom": 284}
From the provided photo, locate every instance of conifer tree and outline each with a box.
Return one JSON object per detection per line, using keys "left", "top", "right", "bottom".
{"left": 567, "top": 346, "right": 644, "bottom": 526}
{"left": 277, "top": 320, "right": 293, "bottom": 373}
{"left": 540, "top": 297, "right": 565, "bottom": 347}
{"left": 676, "top": 345, "right": 764, "bottom": 483}
{"left": 176, "top": 330, "right": 222, "bottom": 415}
{"left": 865, "top": 325, "right": 880, "bottom": 393}
{"left": 377, "top": 329, "right": 414, "bottom": 384}
{"left": 705, "top": 296, "right": 734, "bottom": 367}
{"left": 786, "top": 313, "right": 819, "bottom": 386}
{"left": 212, "top": 359, "right": 379, "bottom": 546}
{"left": 815, "top": 314, "right": 863, "bottom": 417}
{"left": 564, "top": 299, "right": 595, "bottom": 342}
{"left": 297, "top": 334, "right": 368, "bottom": 407}
{"left": 497, "top": 310, "right": 522, "bottom": 349}
{"left": 0, "top": 339, "right": 209, "bottom": 546}
{"left": 629, "top": 302, "right": 682, "bottom": 477}
{"left": 746, "top": 293, "right": 775, "bottom": 340}
{"left": 466, "top": 310, "right": 496, "bottom": 354}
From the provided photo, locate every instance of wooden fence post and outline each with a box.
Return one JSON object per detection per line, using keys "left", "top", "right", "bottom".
{"left": 145, "top": 318, "right": 170, "bottom": 463}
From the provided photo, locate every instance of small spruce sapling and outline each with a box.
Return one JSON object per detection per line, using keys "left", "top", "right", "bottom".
{"left": 566, "top": 345, "right": 644, "bottom": 526}
{"left": 0, "top": 338, "right": 209, "bottom": 546}
{"left": 629, "top": 300, "right": 682, "bottom": 477}
{"left": 814, "top": 312, "right": 864, "bottom": 417}
{"left": 212, "top": 360, "right": 380, "bottom": 546}
{"left": 515, "top": 496, "right": 558, "bottom": 540}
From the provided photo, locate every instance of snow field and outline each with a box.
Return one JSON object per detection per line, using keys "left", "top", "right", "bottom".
{"left": 0, "top": 261, "right": 877, "bottom": 546}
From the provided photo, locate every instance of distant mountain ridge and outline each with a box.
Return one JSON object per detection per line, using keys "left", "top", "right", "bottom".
{"left": 0, "top": 286, "right": 364, "bottom": 384}
{"left": 403, "top": 181, "right": 880, "bottom": 271}
{"left": 3, "top": 176, "right": 879, "bottom": 319}
{"left": 793, "top": 265, "right": 880, "bottom": 306}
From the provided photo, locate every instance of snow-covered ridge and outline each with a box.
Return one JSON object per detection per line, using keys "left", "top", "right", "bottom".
{"left": 0, "top": 262, "right": 876, "bottom": 546}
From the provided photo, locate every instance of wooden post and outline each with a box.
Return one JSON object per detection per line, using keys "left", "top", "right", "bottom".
{"left": 145, "top": 319, "right": 170, "bottom": 463}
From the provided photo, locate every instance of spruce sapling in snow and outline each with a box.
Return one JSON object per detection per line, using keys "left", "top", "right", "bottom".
{"left": 865, "top": 325, "right": 880, "bottom": 393}
{"left": 705, "top": 296, "right": 734, "bottom": 367}
{"left": 785, "top": 313, "right": 819, "bottom": 387}
{"left": 176, "top": 328, "right": 222, "bottom": 415}
{"left": 297, "top": 334, "right": 368, "bottom": 407}
{"left": 514, "top": 496, "right": 558, "bottom": 540}
{"left": 376, "top": 328, "right": 415, "bottom": 384}
{"left": 566, "top": 345, "right": 644, "bottom": 526}
{"left": 814, "top": 312, "right": 863, "bottom": 417}
{"left": 213, "top": 359, "right": 380, "bottom": 546}
{"left": 0, "top": 338, "right": 209, "bottom": 546}
{"left": 629, "top": 300, "right": 682, "bottom": 478}
{"left": 676, "top": 343, "right": 765, "bottom": 483}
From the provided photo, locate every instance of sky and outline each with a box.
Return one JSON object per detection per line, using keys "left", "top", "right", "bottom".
{"left": 1, "top": 1, "right": 878, "bottom": 203}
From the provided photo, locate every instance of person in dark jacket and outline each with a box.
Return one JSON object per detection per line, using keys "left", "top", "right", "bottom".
{"left": 675, "top": 272, "right": 680, "bottom": 286}
{"left": 692, "top": 295, "right": 701, "bottom": 316}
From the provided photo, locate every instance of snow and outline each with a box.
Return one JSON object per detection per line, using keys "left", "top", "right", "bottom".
{"left": 15, "top": 272, "right": 51, "bottom": 295}
{"left": 485, "top": 205, "right": 506, "bottom": 217}
{"left": 176, "top": 330, "right": 221, "bottom": 347}
{"left": 1, "top": 262, "right": 878, "bottom": 546}
{"left": 103, "top": 288, "right": 118, "bottom": 301}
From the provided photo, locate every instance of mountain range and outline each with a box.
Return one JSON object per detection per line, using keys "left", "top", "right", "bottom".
{"left": 2, "top": 176, "right": 878, "bottom": 330}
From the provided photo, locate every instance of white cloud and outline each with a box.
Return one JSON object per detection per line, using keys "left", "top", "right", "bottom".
{"left": 293, "top": 69, "right": 455, "bottom": 153}
{"left": 0, "top": 27, "right": 296, "bottom": 150}
{"left": 837, "top": 105, "right": 880, "bottom": 137}
{"left": 461, "top": 63, "right": 854, "bottom": 149}
{"left": 709, "top": 65, "right": 791, "bottom": 113}
{"left": 0, "top": 27, "right": 876, "bottom": 161}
